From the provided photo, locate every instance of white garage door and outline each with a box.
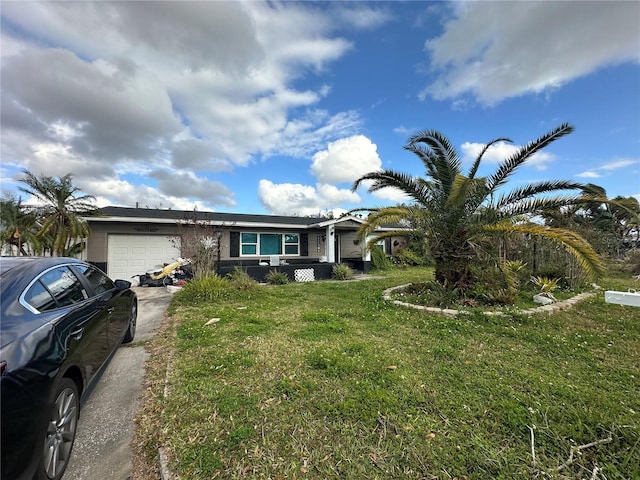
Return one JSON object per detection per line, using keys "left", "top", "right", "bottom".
{"left": 107, "top": 234, "right": 181, "bottom": 280}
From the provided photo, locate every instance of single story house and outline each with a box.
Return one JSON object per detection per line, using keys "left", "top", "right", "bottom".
{"left": 83, "top": 206, "right": 405, "bottom": 282}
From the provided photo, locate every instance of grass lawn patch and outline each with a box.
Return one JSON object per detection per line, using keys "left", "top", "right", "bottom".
{"left": 134, "top": 267, "right": 640, "bottom": 479}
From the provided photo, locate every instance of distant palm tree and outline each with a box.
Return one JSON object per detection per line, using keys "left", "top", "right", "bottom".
{"left": 19, "top": 170, "right": 97, "bottom": 256}
{"left": 0, "top": 195, "right": 41, "bottom": 255}
{"left": 352, "top": 123, "right": 604, "bottom": 291}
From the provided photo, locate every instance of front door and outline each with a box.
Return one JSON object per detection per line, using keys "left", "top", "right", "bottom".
{"left": 334, "top": 234, "right": 341, "bottom": 263}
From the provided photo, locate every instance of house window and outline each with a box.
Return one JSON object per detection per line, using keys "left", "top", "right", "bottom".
{"left": 241, "top": 233, "right": 258, "bottom": 255}
{"left": 284, "top": 233, "right": 299, "bottom": 255}
{"left": 240, "top": 232, "right": 300, "bottom": 256}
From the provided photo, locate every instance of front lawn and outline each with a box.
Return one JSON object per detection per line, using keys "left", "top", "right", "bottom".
{"left": 134, "top": 267, "right": 639, "bottom": 479}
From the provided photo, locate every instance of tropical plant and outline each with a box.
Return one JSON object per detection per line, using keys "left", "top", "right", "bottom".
{"left": 332, "top": 263, "right": 355, "bottom": 280}
{"left": 226, "top": 266, "right": 259, "bottom": 290}
{"left": 370, "top": 244, "right": 393, "bottom": 271}
{"left": 265, "top": 269, "right": 289, "bottom": 285}
{"left": 18, "top": 170, "right": 97, "bottom": 256}
{"left": 352, "top": 123, "right": 604, "bottom": 294}
{"left": 541, "top": 185, "right": 640, "bottom": 257}
{"left": 0, "top": 195, "right": 42, "bottom": 255}
{"left": 530, "top": 275, "right": 561, "bottom": 301}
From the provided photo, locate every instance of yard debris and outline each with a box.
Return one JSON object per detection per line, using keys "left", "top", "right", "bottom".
{"left": 136, "top": 258, "right": 193, "bottom": 287}
{"left": 205, "top": 318, "right": 221, "bottom": 326}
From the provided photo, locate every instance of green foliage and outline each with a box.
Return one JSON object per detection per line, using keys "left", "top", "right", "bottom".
{"left": 0, "top": 195, "right": 41, "bottom": 255}
{"left": 393, "top": 247, "right": 425, "bottom": 267}
{"left": 1, "top": 172, "right": 97, "bottom": 256}
{"left": 331, "top": 263, "right": 354, "bottom": 280}
{"left": 265, "top": 268, "right": 289, "bottom": 285}
{"left": 400, "top": 280, "right": 463, "bottom": 308}
{"left": 370, "top": 245, "right": 393, "bottom": 270}
{"left": 627, "top": 249, "right": 640, "bottom": 276}
{"left": 502, "top": 260, "right": 530, "bottom": 291}
{"left": 530, "top": 276, "right": 561, "bottom": 296}
{"left": 172, "top": 274, "right": 232, "bottom": 304}
{"left": 351, "top": 124, "right": 605, "bottom": 297}
{"left": 18, "top": 170, "right": 97, "bottom": 256}
{"left": 226, "top": 266, "right": 259, "bottom": 290}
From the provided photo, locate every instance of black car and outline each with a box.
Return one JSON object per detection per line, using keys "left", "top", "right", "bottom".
{"left": 0, "top": 257, "right": 137, "bottom": 480}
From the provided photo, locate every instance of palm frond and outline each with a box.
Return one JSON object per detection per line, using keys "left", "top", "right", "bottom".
{"left": 485, "top": 222, "right": 604, "bottom": 278}
{"left": 487, "top": 123, "right": 574, "bottom": 192}
{"left": 447, "top": 174, "right": 489, "bottom": 211}
{"left": 352, "top": 170, "right": 432, "bottom": 205}
{"left": 405, "top": 130, "right": 461, "bottom": 196}
{"left": 494, "top": 180, "right": 587, "bottom": 209}
{"left": 468, "top": 137, "right": 511, "bottom": 180}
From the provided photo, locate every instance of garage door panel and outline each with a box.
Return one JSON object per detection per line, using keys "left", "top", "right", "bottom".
{"left": 107, "top": 235, "right": 180, "bottom": 280}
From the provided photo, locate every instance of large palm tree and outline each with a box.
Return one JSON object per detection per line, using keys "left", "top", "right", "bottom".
{"left": 352, "top": 123, "right": 604, "bottom": 291}
{"left": 19, "top": 170, "right": 97, "bottom": 256}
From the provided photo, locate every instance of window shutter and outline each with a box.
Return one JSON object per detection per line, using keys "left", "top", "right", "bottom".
{"left": 300, "top": 233, "right": 308, "bottom": 256}
{"left": 230, "top": 231, "right": 240, "bottom": 257}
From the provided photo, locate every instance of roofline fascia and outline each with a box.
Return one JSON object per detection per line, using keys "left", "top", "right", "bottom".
{"left": 84, "top": 216, "right": 321, "bottom": 230}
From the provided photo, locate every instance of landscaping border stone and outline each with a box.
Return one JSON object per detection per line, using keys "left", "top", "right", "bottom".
{"left": 382, "top": 284, "right": 597, "bottom": 316}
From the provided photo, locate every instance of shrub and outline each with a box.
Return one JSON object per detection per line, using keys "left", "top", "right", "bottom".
{"left": 173, "top": 274, "right": 232, "bottom": 304}
{"left": 332, "top": 263, "right": 354, "bottom": 281}
{"left": 370, "top": 245, "right": 393, "bottom": 271}
{"left": 627, "top": 249, "right": 640, "bottom": 276}
{"left": 393, "top": 248, "right": 425, "bottom": 267}
{"left": 265, "top": 269, "right": 289, "bottom": 285}
{"left": 226, "top": 266, "right": 259, "bottom": 291}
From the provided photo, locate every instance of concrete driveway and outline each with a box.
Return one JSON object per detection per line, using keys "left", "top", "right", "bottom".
{"left": 63, "top": 286, "right": 173, "bottom": 480}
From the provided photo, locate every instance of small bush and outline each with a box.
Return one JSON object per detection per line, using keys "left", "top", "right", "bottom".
{"left": 265, "top": 269, "right": 289, "bottom": 285}
{"left": 393, "top": 248, "right": 425, "bottom": 267}
{"left": 226, "top": 266, "right": 259, "bottom": 291}
{"left": 332, "top": 263, "right": 354, "bottom": 280}
{"left": 173, "top": 274, "right": 232, "bottom": 304}
{"left": 399, "top": 280, "right": 463, "bottom": 308}
{"left": 627, "top": 249, "right": 640, "bottom": 276}
{"left": 370, "top": 245, "right": 393, "bottom": 271}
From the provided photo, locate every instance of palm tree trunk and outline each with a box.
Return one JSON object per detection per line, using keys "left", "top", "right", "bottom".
{"left": 433, "top": 256, "right": 473, "bottom": 290}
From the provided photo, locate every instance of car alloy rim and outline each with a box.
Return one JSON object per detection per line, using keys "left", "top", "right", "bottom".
{"left": 43, "top": 386, "right": 78, "bottom": 478}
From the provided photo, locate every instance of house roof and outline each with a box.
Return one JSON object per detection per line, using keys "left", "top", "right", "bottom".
{"left": 87, "top": 206, "right": 341, "bottom": 229}
{"left": 86, "top": 206, "right": 403, "bottom": 231}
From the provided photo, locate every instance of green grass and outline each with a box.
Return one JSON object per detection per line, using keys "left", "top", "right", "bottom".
{"left": 135, "top": 267, "right": 640, "bottom": 479}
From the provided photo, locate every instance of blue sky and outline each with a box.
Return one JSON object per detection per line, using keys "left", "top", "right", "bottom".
{"left": 1, "top": 1, "right": 639, "bottom": 217}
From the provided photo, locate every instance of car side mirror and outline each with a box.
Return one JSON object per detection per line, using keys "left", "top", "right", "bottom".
{"left": 114, "top": 279, "right": 132, "bottom": 290}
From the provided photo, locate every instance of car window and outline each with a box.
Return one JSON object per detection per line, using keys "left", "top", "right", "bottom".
{"left": 23, "top": 280, "right": 58, "bottom": 312}
{"left": 75, "top": 265, "right": 115, "bottom": 295}
{"left": 29, "top": 266, "right": 88, "bottom": 311}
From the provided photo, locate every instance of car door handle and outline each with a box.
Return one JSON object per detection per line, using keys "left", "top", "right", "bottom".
{"left": 70, "top": 327, "right": 84, "bottom": 340}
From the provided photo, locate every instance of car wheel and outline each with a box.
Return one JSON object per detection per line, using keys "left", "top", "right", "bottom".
{"left": 38, "top": 378, "right": 79, "bottom": 480}
{"left": 122, "top": 298, "right": 137, "bottom": 344}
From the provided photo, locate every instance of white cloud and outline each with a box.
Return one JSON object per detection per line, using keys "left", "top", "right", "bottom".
{"left": 422, "top": 1, "right": 640, "bottom": 105}
{"left": 575, "top": 171, "right": 601, "bottom": 179}
{"left": 88, "top": 179, "right": 211, "bottom": 211}
{"left": 257, "top": 179, "right": 360, "bottom": 216}
{"left": 311, "top": 135, "right": 382, "bottom": 184}
{"left": 370, "top": 187, "right": 411, "bottom": 203}
{"left": 333, "top": 5, "right": 393, "bottom": 30}
{"left": 576, "top": 157, "right": 639, "bottom": 179}
{"left": 461, "top": 141, "right": 554, "bottom": 171}
{"left": 393, "top": 126, "right": 412, "bottom": 136}
{"left": 0, "top": 1, "right": 364, "bottom": 208}
{"left": 599, "top": 159, "right": 638, "bottom": 171}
